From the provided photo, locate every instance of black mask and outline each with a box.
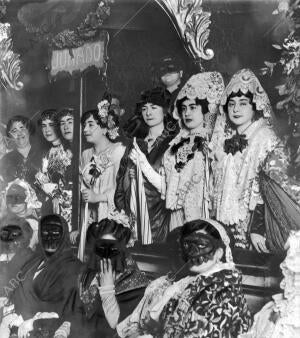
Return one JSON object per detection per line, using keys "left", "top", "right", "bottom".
{"left": 41, "top": 222, "right": 63, "bottom": 256}
{"left": 0, "top": 225, "right": 23, "bottom": 242}
{"left": 181, "top": 232, "right": 217, "bottom": 265}
{"left": 94, "top": 239, "right": 126, "bottom": 272}
{"left": 0, "top": 225, "right": 24, "bottom": 253}
{"left": 6, "top": 194, "right": 26, "bottom": 205}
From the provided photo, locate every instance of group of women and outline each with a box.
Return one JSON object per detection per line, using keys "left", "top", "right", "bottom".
{"left": 78, "top": 68, "right": 300, "bottom": 254}
{"left": 0, "top": 67, "right": 299, "bottom": 337}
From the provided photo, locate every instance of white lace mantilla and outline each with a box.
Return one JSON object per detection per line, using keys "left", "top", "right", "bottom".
{"left": 212, "top": 119, "right": 280, "bottom": 226}
{"left": 162, "top": 131, "right": 207, "bottom": 224}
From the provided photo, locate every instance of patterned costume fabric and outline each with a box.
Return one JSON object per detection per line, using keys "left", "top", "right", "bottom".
{"left": 161, "top": 130, "right": 207, "bottom": 230}
{"left": 117, "top": 269, "right": 252, "bottom": 338}
{"left": 159, "top": 72, "right": 224, "bottom": 230}
{"left": 78, "top": 256, "right": 150, "bottom": 338}
{"left": 81, "top": 143, "right": 126, "bottom": 223}
{"left": 210, "top": 69, "right": 288, "bottom": 249}
{"left": 161, "top": 269, "right": 252, "bottom": 338}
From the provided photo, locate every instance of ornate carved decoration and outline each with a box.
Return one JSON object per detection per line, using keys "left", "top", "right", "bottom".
{"left": 154, "top": 0, "right": 214, "bottom": 68}
{"left": 0, "top": 23, "right": 23, "bottom": 90}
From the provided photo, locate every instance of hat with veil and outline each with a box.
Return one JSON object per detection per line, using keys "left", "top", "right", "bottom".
{"left": 210, "top": 68, "right": 278, "bottom": 155}
{"left": 172, "top": 72, "right": 225, "bottom": 138}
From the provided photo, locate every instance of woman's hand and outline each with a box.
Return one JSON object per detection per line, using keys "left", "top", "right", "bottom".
{"left": 129, "top": 139, "right": 151, "bottom": 176}
{"left": 250, "top": 233, "right": 269, "bottom": 253}
{"left": 99, "top": 258, "right": 116, "bottom": 287}
{"left": 18, "top": 319, "right": 34, "bottom": 338}
{"left": 81, "top": 189, "right": 103, "bottom": 203}
{"left": 70, "top": 230, "right": 79, "bottom": 245}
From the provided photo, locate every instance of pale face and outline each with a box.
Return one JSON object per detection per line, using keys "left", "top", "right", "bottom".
{"left": 141, "top": 103, "right": 164, "bottom": 128}
{"left": 110, "top": 98, "right": 124, "bottom": 117}
{"left": 161, "top": 71, "right": 182, "bottom": 88}
{"left": 59, "top": 115, "right": 74, "bottom": 141}
{"left": 227, "top": 95, "right": 255, "bottom": 129}
{"left": 7, "top": 203, "right": 27, "bottom": 217}
{"left": 41, "top": 119, "right": 59, "bottom": 144}
{"left": 83, "top": 116, "right": 105, "bottom": 144}
{"left": 9, "top": 121, "right": 30, "bottom": 149}
{"left": 181, "top": 99, "right": 204, "bottom": 131}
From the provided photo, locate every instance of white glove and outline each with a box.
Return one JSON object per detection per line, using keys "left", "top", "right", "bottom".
{"left": 18, "top": 318, "right": 34, "bottom": 338}
{"left": 54, "top": 321, "right": 71, "bottom": 338}
{"left": 129, "top": 139, "right": 162, "bottom": 192}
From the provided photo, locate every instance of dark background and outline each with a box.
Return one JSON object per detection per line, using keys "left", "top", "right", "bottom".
{"left": 0, "top": 0, "right": 288, "bottom": 147}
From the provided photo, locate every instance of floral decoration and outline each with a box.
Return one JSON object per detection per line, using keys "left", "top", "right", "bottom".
{"left": 170, "top": 136, "right": 206, "bottom": 172}
{"left": 261, "top": 0, "right": 300, "bottom": 119}
{"left": 224, "top": 134, "right": 249, "bottom": 155}
{"left": 97, "top": 99, "right": 110, "bottom": 119}
{"left": 19, "top": 0, "right": 114, "bottom": 49}
{"left": 97, "top": 99, "right": 120, "bottom": 140}
{"left": 35, "top": 146, "right": 72, "bottom": 197}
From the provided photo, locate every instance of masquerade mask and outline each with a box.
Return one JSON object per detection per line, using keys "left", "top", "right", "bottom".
{"left": 0, "top": 225, "right": 23, "bottom": 242}
{"left": 95, "top": 238, "right": 126, "bottom": 272}
{"left": 181, "top": 232, "right": 218, "bottom": 265}
{"left": 94, "top": 239, "right": 121, "bottom": 259}
{"left": 41, "top": 222, "right": 63, "bottom": 255}
{"left": 6, "top": 194, "right": 26, "bottom": 205}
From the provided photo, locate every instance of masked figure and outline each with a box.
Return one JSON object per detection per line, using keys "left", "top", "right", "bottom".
{"left": 78, "top": 216, "right": 150, "bottom": 338}
{"left": 1, "top": 214, "right": 83, "bottom": 338}
{"left": 117, "top": 219, "right": 252, "bottom": 338}
{"left": 210, "top": 68, "right": 300, "bottom": 253}
{"left": 0, "top": 219, "right": 34, "bottom": 301}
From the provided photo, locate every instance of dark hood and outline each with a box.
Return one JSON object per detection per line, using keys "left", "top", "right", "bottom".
{"left": 38, "top": 213, "right": 71, "bottom": 263}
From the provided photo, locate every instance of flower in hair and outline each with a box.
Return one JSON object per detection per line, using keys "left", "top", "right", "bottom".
{"left": 97, "top": 100, "right": 110, "bottom": 120}
{"left": 107, "top": 127, "right": 119, "bottom": 140}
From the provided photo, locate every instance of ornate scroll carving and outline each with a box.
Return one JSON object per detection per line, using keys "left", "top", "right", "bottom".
{"left": 154, "top": 0, "right": 214, "bottom": 65}
{"left": 0, "top": 23, "right": 23, "bottom": 90}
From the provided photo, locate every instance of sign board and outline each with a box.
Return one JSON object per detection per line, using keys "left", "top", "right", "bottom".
{"left": 50, "top": 40, "right": 105, "bottom": 76}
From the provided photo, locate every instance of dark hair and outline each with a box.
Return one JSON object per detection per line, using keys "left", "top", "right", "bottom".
{"left": 223, "top": 90, "right": 263, "bottom": 121}
{"left": 140, "top": 87, "right": 171, "bottom": 110}
{"left": 6, "top": 115, "right": 35, "bottom": 137}
{"left": 81, "top": 109, "right": 120, "bottom": 143}
{"left": 176, "top": 96, "right": 209, "bottom": 117}
{"left": 38, "top": 109, "right": 58, "bottom": 126}
{"left": 86, "top": 218, "right": 131, "bottom": 246}
{"left": 181, "top": 219, "right": 225, "bottom": 252}
{"left": 56, "top": 108, "right": 74, "bottom": 124}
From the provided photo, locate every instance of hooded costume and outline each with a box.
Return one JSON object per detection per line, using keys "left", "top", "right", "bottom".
{"left": 77, "top": 218, "right": 150, "bottom": 338}
{"left": 10, "top": 214, "right": 83, "bottom": 337}
{"left": 117, "top": 219, "right": 252, "bottom": 338}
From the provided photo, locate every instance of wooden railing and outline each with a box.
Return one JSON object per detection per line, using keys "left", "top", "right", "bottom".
{"left": 129, "top": 244, "right": 284, "bottom": 313}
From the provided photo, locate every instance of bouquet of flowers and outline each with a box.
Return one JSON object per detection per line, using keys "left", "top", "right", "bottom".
{"left": 48, "top": 147, "right": 72, "bottom": 177}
